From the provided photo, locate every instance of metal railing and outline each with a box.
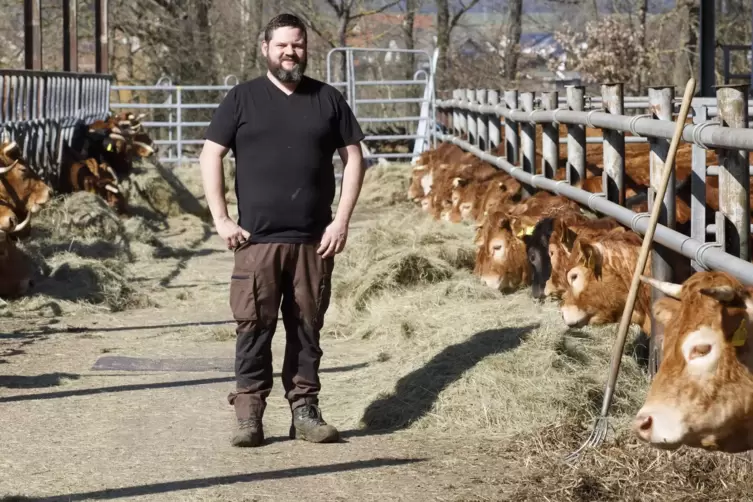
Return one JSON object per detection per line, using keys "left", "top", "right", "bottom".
{"left": 325, "top": 46, "right": 438, "bottom": 162}
{"left": 435, "top": 84, "right": 753, "bottom": 281}
{"left": 435, "top": 82, "right": 753, "bottom": 374}
{"left": 0, "top": 69, "right": 112, "bottom": 188}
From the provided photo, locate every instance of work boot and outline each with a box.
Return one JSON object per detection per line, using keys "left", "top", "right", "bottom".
{"left": 231, "top": 418, "right": 264, "bottom": 447}
{"left": 289, "top": 403, "right": 340, "bottom": 443}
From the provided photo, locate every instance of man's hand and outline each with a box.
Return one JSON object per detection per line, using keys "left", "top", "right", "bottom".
{"left": 215, "top": 216, "right": 250, "bottom": 250}
{"left": 317, "top": 218, "right": 348, "bottom": 258}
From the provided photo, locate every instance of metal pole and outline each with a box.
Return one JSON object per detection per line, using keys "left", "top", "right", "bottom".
{"left": 566, "top": 85, "right": 586, "bottom": 185}
{"left": 95, "top": 0, "right": 109, "bottom": 74}
{"left": 716, "top": 84, "right": 751, "bottom": 261}
{"left": 647, "top": 85, "right": 676, "bottom": 379}
{"left": 488, "top": 89, "right": 501, "bottom": 153}
{"left": 476, "top": 88, "right": 488, "bottom": 151}
{"left": 24, "top": 0, "right": 42, "bottom": 70}
{"left": 520, "top": 91, "right": 535, "bottom": 196}
{"left": 176, "top": 87, "right": 182, "bottom": 169}
{"left": 63, "top": 0, "right": 78, "bottom": 72}
{"left": 691, "top": 106, "right": 709, "bottom": 272}
{"left": 466, "top": 89, "right": 477, "bottom": 147}
{"left": 504, "top": 90, "right": 519, "bottom": 166}
{"left": 541, "top": 91, "right": 558, "bottom": 179}
{"left": 452, "top": 89, "right": 460, "bottom": 137}
{"left": 602, "top": 83, "right": 626, "bottom": 205}
{"left": 699, "top": 0, "right": 715, "bottom": 97}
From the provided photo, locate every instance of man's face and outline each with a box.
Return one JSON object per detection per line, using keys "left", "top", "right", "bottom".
{"left": 263, "top": 26, "right": 307, "bottom": 83}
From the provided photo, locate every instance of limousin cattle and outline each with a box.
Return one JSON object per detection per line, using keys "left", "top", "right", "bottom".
{"left": 0, "top": 230, "right": 33, "bottom": 299}
{"left": 474, "top": 193, "right": 582, "bottom": 291}
{"left": 523, "top": 215, "right": 626, "bottom": 300}
{"left": 0, "top": 140, "right": 52, "bottom": 235}
{"left": 558, "top": 230, "right": 654, "bottom": 335}
{"left": 634, "top": 271, "right": 753, "bottom": 453}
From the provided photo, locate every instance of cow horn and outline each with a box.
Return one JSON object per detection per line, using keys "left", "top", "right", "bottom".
{"left": 0, "top": 159, "right": 18, "bottom": 175}
{"left": 133, "top": 141, "right": 154, "bottom": 153}
{"left": 10, "top": 210, "right": 31, "bottom": 233}
{"left": 639, "top": 276, "right": 682, "bottom": 299}
{"left": 105, "top": 184, "right": 120, "bottom": 194}
{"left": 118, "top": 120, "right": 131, "bottom": 127}
{"left": 109, "top": 133, "right": 125, "bottom": 141}
{"left": 136, "top": 113, "right": 146, "bottom": 120}
{"left": 104, "top": 165, "right": 119, "bottom": 183}
{"left": 2, "top": 141, "right": 18, "bottom": 155}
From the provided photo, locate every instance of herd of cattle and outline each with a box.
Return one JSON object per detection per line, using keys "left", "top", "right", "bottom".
{"left": 409, "top": 134, "right": 753, "bottom": 455}
{"left": 0, "top": 111, "right": 156, "bottom": 300}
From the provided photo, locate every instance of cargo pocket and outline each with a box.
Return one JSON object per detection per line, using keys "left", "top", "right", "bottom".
{"left": 229, "top": 272, "right": 258, "bottom": 322}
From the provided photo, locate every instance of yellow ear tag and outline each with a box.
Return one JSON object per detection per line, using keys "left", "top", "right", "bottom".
{"left": 525, "top": 226, "right": 534, "bottom": 236}
{"left": 732, "top": 318, "right": 748, "bottom": 347}
{"left": 106, "top": 143, "right": 113, "bottom": 152}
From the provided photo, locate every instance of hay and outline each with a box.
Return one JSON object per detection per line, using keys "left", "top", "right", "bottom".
{"left": 357, "top": 163, "right": 412, "bottom": 208}
{"left": 126, "top": 158, "right": 210, "bottom": 220}
{"left": 320, "top": 161, "right": 753, "bottom": 500}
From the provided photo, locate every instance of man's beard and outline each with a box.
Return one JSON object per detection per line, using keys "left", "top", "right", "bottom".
{"left": 268, "top": 54, "right": 306, "bottom": 83}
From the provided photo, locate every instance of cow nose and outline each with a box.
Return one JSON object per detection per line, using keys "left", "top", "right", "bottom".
{"left": 633, "top": 413, "right": 653, "bottom": 440}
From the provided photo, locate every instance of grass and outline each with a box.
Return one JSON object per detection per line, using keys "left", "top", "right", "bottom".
{"left": 324, "top": 162, "right": 753, "bottom": 500}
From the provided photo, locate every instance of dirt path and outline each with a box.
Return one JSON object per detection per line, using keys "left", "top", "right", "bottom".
{"left": 0, "top": 212, "right": 520, "bottom": 502}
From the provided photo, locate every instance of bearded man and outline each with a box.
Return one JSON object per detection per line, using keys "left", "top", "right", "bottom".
{"left": 199, "top": 13, "right": 366, "bottom": 447}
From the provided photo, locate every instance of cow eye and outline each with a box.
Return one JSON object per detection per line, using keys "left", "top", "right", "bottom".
{"left": 689, "top": 344, "right": 712, "bottom": 360}
{"left": 568, "top": 271, "right": 578, "bottom": 284}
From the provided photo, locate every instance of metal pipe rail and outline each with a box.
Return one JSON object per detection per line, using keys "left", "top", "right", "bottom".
{"left": 436, "top": 132, "right": 753, "bottom": 286}
{"left": 437, "top": 98, "right": 753, "bottom": 152}
{"left": 1, "top": 69, "right": 112, "bottom": 189}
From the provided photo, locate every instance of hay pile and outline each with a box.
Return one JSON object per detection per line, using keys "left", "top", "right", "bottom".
{"left": 328, "top": 162, "right": 753, "bottom": 500}
{"left": 8, "top": 192, "right": 159, "bottom": 314}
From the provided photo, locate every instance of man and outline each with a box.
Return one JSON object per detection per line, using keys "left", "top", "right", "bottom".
{"left": 199, "top": 13, "right": 366, "bottom": 447}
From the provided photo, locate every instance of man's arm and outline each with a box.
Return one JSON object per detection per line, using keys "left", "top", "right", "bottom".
{"left": 316, "top": 142, "right": 365, "bottom": 258}
{"left": 199, "top": 140, "right": 249, "bottom": 249}
{"left": 199, "top": 140, "right": 230, "bottom": 222}
{"left": 333, "top": 142, "right": 366, "bottom": 224}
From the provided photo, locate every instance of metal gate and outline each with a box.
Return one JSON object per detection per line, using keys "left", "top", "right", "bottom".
{"left": 326, "top": 47, "right": 438, "bottom": 164}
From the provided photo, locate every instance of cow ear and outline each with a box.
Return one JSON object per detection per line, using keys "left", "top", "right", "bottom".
{"left": 700, "top": 285, "right": 744, "bottom": 306}
{"left": 579, "top": 242, "right": 602, "bottom": 277}
{"left": 561, "top": 227, "right": 578, "bottom": 251}
{"left": 499, "top": 217, "right": 512, "bottom": 232}
{"left": 653, "top": 297, "right": 680, "bottom": 328}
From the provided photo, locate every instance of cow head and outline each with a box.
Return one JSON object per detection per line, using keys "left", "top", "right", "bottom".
{"left": 129, "top": 131, "right": 156, "bottom": 158}
{"left": 544, "top": 219, "right": 581, "bottom": 299}
{"left": 0, "top": 141, "right": 52, "bottom": 218}
{"left": 408, "top": 165, "right": 430, "bottom": 202}
{"left": 476, "top": 215, "right": 532, "bottom": 292}
{"left": 445, "top": 176, "right": 476, "bottom": 223}
{"left": 559, "top": 232, "right": 651, "bottom": 332}
{"left": 523, "top": 217, "right": 558, "bottom": 300}
{"left": 634, "top": 272, "right": 753, "bottom": 453}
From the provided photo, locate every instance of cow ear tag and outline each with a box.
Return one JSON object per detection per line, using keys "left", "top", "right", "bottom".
{"left": 732, "top": 318, "right": 748, "bottom": 347}
{"left": 106, "top": 142, "right": 114, "bottom": 152}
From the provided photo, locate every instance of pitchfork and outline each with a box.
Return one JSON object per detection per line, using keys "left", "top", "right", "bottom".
{"left": 564, "top": 77, "right": 697, "bottom": 464}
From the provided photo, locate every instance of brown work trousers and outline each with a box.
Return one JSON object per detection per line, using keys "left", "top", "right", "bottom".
{"left": 226, "top": 240, "right": 334, "bottom": 420}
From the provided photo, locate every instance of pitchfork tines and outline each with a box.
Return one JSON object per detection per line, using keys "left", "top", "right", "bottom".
{"left": 564, "top": 415, "right": 611, "bottom": 464}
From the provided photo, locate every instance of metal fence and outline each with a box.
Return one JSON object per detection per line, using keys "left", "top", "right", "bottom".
{"left": 0, "top": 69, "right": 112, "bottom": 188}
{"left": 434, "top": 82, "right": 753, "bottom": 374}
{"left": 108, "top": 47, "right": 439, "bottom": 168}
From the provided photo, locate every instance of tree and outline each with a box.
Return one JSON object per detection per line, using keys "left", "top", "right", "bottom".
{"left": 434, "top": 0, "right": 481, "bottom": 88}
{"left": 503, "top": 0, "right": 522, "bottom": 81}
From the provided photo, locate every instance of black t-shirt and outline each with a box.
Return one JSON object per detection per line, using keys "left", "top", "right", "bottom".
{"left": 204, "top": 74, "right": 365, "bottom": 243}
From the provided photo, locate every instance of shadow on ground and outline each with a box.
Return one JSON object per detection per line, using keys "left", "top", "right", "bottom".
{"left": 349, "top": 325, "right": 537, "bottom": 436}
{"left": 0, "top": 372, "right": 81, "bottom": 389}
{"left": 22, "top": 458, "right": 424, "bottom": 501}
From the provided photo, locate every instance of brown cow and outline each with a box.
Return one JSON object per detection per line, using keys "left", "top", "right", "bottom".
{"left": 474, "top": 194, "right": 582, "bottom": 291}
{"left": 543, "top": 217, "right": 628, "bottom": 299}
{"left": 633, "top": 271, "right": 753, "bottom": 453}
{"left": 558, "top": 230, "right": 653, "bottom": 334}
{"left": 0, "top": 230, "right": 33, "bottom": 299}
{"left": 64, "top": 156, "right": 126, "bottom": 213}
{"left": 445, "top": 171, "right": 522, "bottom": 224}
{"left": 0, "top": 141, "right": 52, "bottom": 232}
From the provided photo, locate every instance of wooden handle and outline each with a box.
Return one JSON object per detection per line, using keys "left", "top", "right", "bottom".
{"left": 599, "top": 78, "right": 697, "bottom": 416}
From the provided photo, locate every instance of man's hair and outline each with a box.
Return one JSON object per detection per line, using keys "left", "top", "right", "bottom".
{"left": 264, "top": 13, "right": 307, "bottom": 44}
